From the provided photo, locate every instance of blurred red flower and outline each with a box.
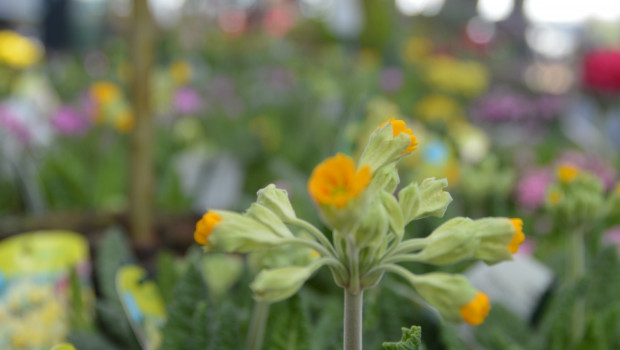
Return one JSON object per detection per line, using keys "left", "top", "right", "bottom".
{"left": 583, "top": 49, "right": 620, "bottom": 93}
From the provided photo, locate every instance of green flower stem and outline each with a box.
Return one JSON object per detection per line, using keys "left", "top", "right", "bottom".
{"left": 387, "top": 238, "right": 427, "bottom": 257}
{"left": 290, "top": 218, "right": 338, "bottom": 256}
{"left": 245, "top": 300, "right": 270, "bottom": 350}
{"left": 569, "top": 228, "right": 586, "bottom": 349}
{"left": 344, "top": 289, "right": 364, "bottom": 350}
{"left": 381, "top": 253, "right": 424, "bottom": 265}
{"left": 380, "top": 263, "right": 419, "bottom": 285}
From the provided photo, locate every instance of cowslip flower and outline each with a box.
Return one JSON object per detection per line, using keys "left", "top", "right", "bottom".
{"left": 380, "top": 118, "right": 418, "bottom": 153}
{"left": 194, "top": 212, "right": 222, "bottom": 245}
{"left": 307, "top": 153, "right": 371, "bottom": 208}
{"left": 460, "top": 292, "right": 491, "bottom": 326}
{"left": 507, "top": 218, "right": 525, "bottom": 254}
{"left": 192, "top": 117, "right": 524, "bottom": 350}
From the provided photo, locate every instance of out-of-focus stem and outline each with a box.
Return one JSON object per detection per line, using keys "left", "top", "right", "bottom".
{"left": 569, "top": 228, "right": 585, "bottom": 349}
{"left": 129, "top": 0, "right": 155, "bottom": 248}
{"left": 246, "top": 300, "right": 270, "bottom": 350}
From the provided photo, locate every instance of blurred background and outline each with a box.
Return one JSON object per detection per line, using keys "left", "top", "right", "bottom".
{"left": 1, "top": 0, "right": 620, "bottom": 349}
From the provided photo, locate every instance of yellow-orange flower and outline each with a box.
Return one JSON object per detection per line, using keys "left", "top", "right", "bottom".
{"left": 615, "top": 183, "right": 620, "bottom": 196}
{"left": 308, "top": 153, "right": 371, "bottom": 208}
{"left": 170, "top": 60, "right": 192, "bottom": 86}
{"left": 194, "top": 212, "right": 222, "bottom": 245}
{"left": 460, "top": 292, "right": 490, "bottom": 326}
{"left": 557, "top": 164, "right": 579, "bottom": 183}
{"left": 548, "top": 189, "right": 563, "bottom": 205}
{"left": 380, "top": 118, "right": 418, "bottom": 153}
{"left": 115, "top": 110, "right": 135, "bottom": 133}
{"left": 90, "top": 81, "right": 121, "bottom": 105}
{"left": 507, "top": 218, "right": 524, "bottom": 254}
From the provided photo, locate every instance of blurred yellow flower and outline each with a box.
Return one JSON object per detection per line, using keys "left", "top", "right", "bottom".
{"left": 557, "top": 164, "right": 579, "bottom": 183}
{"left": 114, "top": 109, "right": 135, "bottom": 133}
{"left": 0, "top": 30, "right": 42, "bottom": 69}
{"left": 402, "top": 36, "right": 433, "bottom": 64}
{"left": 170, "top": 60, "right": 192, "bottom": 86}
{"left": 90, "top": 81, "right": 121, "bottom": 105}
{"left": 460, "top": 291, "right": 490, "bottom": 325}
{"left": 425, "top": 56, "right": 488, "bottom": 97}
{"left": 548, "top": 188, "right": 563, "bottom": 205}
{"left": 415, "top": 94, "right": 464, "bottom": 123}
{"left": 308, "top": 153, "right": 371, "bottom": 208}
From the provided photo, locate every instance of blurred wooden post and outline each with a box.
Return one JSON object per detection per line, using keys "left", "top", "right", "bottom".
{"left": 129, "top": 0, "right": 155, "bottom": 249}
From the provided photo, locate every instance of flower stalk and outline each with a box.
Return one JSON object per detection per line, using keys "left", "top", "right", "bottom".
{"left": 245, "top": 301, "right": 270, "bottom": 350}
{"left": 344, "top": 290, "right": 364, "bottom": 350}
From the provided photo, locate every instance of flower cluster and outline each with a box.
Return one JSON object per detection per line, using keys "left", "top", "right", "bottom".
{"left": 194, "top": 119, "right": 524, "bottom": 326}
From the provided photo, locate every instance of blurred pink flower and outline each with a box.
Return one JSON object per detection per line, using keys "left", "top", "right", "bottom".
{"left": 174, "top": 87, "right": 203, "bottom": 115}
{"left": 515, "top": 169, "right": 554, "bottom": 210}
{"left": 51, "top": 106, "right": 91, "bottom": 135}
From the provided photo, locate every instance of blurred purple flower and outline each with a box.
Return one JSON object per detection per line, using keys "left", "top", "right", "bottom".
{"left": 0, "top": 104, "right": 31, "bottom": 145}
{"left": 473, "top": 90, "right": 534, "bottom": 122}
{"left": 258, "top": 66, "right": 296, "bottom": 93}
{"left": 379, "top": 67, "right": 403, "bottom": 93}
{"left": 174, "top": 87, "right": 203, "bottom": 115}
{"left": 208, "top": 76, "right": 236, "bottom": 100}
{"left": 473, "top": 88, "right": 565, "bottom": 123}
{"left": 558, "top": 151, "right": 617, "bottom": 190}
{"left": 51, "top": 106, "right": 90, "bottom": 135}
{"left": 515, "top": 169, "right": 554, "bottom": 210}
{"left": 535, "top": 95, "right": 566, "bottom": 121}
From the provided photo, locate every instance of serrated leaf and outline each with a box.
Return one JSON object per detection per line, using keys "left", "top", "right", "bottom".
{"left": 160, "top": 262, "right": 208, "bottom": 349}
{"left": 265, "top": 295, "right": 311, "bottom": 350}
{"left": 96, "top": 300, "right": 141, "bottom": 349}
{"left": 96, "top": 226, "right": 134, "bottom": 302}
{"left": 66, "top": 331, "right": 120, "bottom": 350}
{"left": 156, "top": 250, "right": 180, "bottom": 303}
{"left": 209, "top": 300, "right": 243, "bottom": 350}
{"left": 382, "top": 325, "right": 421, "bottom": 350}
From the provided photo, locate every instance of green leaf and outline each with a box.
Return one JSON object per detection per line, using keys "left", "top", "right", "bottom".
{"left": 265, "top": 295, "right": 311, "bottom": 350}
{"left": 382, "top": 325, "right": 422, "bottom": 350}
{"left": 160, "top": 262, "right": 208, "bottom": 349}
{"left": 156, "top": 250, "right": 180, "bottom": 303}
{"left": 96, "top": 300, "right": 140, "bottom": 349}
{"left": 209, "top": 300, "right": 243, "bottom": 350}
{"left": 66, "top": 331, "right": 120, "bottom": 350}
{"left": 96, "top": 226, "right": 134, "bottom": 302}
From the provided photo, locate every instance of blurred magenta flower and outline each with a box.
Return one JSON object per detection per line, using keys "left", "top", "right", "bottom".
{"left": 174, "top": 87, "right": 203, "bottom": 115}
{"left": 583, "top": 49, "right": 620, "bottom": 93}
{"left": 51, "top": 106, "right": 90, "bottom": 136}
{"left": 515, "top": 169, "right": 554, "bottom": 210}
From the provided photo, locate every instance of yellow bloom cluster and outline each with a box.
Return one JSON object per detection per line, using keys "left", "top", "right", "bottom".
{"left": 415, "top": 94, "right": 465, "bottom": 123}
{"left": 0, "top": 30, "right": 42, "bottom": 69}
{"left": 89, "top": 81, "right": 134, "bottom": 133}
{"left": 425, "top": 56, "right": 489, "bottom": 97}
